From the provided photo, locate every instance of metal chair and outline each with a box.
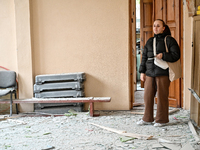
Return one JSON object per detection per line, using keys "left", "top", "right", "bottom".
{"left": 0, "top": 70, "right": 18, "bottom": 116}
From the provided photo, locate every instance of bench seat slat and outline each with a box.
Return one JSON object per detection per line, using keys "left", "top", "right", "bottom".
{"left": 0, "top": 97, "right": 111, "bottom": 117}
{"left": 0, "top": 97, "right": 111, "bottom": 104}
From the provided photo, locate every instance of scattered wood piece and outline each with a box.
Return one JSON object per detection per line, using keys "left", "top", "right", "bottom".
{"left": 130, "top": 112, "right": 144, "bottom": 115}
{"left": 89, "top": 122, "right": 153, "bottom": 140}
{"left": 166, "top": 135, "right": 185, "bottom": 137}
{"left": 133, "top": 103, "right": 144, "bottom": 107}
{"left": 188, "top": 121, "right": 200, "bottom": 142}
{"left": 130, "top": 108, "right": 179, "bottom": 116}
{"left": 89, "top": 122, "right": 126, "bottom": 134}
{"left": 132, "top": 107, "right": 146, "bottom": 110}
{"left": 169, "top": 108, "right": 180, "bottom": 114}
{"left": 120, "top": 132, "right": 153, "bottom": 140}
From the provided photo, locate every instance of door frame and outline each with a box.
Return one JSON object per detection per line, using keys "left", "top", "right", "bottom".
{"left": 129, "top": 0, "right": 183, "bottom": 108}
{"left": 129, "top": 0, "right": 136, "bottom": 109}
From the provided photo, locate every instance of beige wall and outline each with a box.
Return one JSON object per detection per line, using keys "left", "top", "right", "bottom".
{"left": 30, "top": 0, "right": 131, "bottom": 110}
{"left": 0, "top": 0, "right": 131, "bottom": 112}
{"left": 183, "top": 2, "right": 193, "bottom": 110}
{"left": 0, "top": 0, "right": 17, "bottom": 72}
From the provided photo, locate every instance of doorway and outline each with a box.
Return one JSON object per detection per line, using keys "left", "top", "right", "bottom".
{"left": 136, "top": 0, "right": 144, "bottom": 91}
{"left": 132, "top": 0, "right": 183, "bottom": 108}
{"left": 133, "top": 0, "right": 144, "bottom": 107}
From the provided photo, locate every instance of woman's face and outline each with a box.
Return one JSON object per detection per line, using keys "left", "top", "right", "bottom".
{"left": 153, "top": 20, "right": 165, "bottom": 34}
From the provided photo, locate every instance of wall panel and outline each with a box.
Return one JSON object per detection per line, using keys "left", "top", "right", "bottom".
{"left": 30, "top": 0, "right": 130, "bottom": 110}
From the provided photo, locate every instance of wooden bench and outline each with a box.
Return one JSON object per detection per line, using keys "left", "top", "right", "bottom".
{"left": 0, "top": 97, "right": 111, "bottom": 117}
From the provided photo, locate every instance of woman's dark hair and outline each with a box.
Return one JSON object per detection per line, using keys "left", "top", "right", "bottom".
{"left": 155, "top": 19, "right": 171, "bottom": 36}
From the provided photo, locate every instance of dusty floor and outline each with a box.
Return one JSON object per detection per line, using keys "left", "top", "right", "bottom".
{"left": 0, "top": 90, "right": 200, "bottom": 150}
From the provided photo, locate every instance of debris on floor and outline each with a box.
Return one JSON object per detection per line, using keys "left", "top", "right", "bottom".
{"left": 188, "top": 121, "right": 200, "bottom": 143}
{"left": 133, "top": 103, "right": 144, "bottom": 107}
{"left": 64, "top": 109, "right": 78, "bottom": 116}
{"left": 89, "top": 122, "right": 153, "bottom": 140}
{"left": 158, "top": 138, "right": 182, "bottom": 150}
{"left": 0, "top": 109, "right": 200, "bottom": 149}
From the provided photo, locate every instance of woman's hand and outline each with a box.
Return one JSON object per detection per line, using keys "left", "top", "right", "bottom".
{"left": 140, "top": 73, "right": 146, "bottom": 82}
{"left": 156, "top": 53, "right": 163, "bottom": 59}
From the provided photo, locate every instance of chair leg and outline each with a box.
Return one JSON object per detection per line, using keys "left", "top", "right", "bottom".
{"left": 10, "top": 93, "right": 13, "bottom": 116}
{"left": 15, "top": 104, "right": 19, "bottom": 114}
{"left": 15, "top": 92, "right": 19, "bottom": 114}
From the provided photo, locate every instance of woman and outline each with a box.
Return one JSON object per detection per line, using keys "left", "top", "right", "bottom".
{"left": 137, "top": 19, "right": 180, "bottom": 127}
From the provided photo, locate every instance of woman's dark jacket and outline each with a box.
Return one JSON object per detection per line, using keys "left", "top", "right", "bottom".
{"left": 139, "top": 32, "right": 180, "bottom": 77}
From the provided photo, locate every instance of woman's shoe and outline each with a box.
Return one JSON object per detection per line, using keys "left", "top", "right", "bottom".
{"left": 136, "top": 119, "right": 152, "bottom": 125}
{"left": 154, "top": 123, "right": 166, "bottom": 127}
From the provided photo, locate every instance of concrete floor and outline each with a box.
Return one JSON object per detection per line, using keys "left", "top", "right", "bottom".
{"left": 0, "top": 107, "right": 199, "bottom": 149}
{"left": 0, "top": 86, "right": 200, "bottom": 149}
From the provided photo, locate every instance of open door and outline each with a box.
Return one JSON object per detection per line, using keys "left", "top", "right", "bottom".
{"left": 190, "top": 16, "right": 200, "bottom": 127}
{"left": 140, "top": 0, "right": 182, "bottom": 107}
{"left": 153, "top": 0, "right": 182, "bottom": 108}
{"left": 140, "top": 0, "right": 153, "bottom": 88}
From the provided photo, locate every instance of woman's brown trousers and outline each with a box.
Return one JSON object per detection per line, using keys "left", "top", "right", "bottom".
{"left": 142, "top": 76, "right": 170, "bottom": 123}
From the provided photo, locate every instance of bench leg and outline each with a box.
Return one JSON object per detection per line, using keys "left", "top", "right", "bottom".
{"left": 89, "top": 102, "right": 94, "bottom": 117}
{"left": 89, "top": 102, "right": 100, "bottom": 117}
